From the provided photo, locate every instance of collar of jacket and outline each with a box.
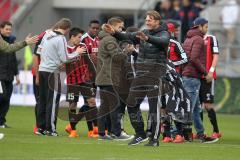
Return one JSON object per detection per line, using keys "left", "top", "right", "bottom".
{"left": 98, "top": 30, "right": 112, "bottom": 39}
{"left": 186, "top": 27, "right": 204, "bottom": 38}
{"left": 147, "top": 21, "right": 168, "bottom": 35}
{"left": 0, "top": 34, "right": 16, "bottom": 43}
{"left": 53, "top": 31, "right": 63, "bottom": 35}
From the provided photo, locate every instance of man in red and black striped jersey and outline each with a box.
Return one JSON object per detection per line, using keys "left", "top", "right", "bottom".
{"left": 161, "top": 21, "right": 189, "bottom": 143}
{"left": 80, "top": 20, "right": 100, "bottom": 68}
{"left": 79, "top": 20, "right": 100, "bottom": 136}
{"left": 65, "top": 27, "right": 98, "bottom": 138}
{"left": 167, "top": 22, "right": 188, "bottom": 74}
{"left": 199, "top": 33, "right": 221, "bottom": 139}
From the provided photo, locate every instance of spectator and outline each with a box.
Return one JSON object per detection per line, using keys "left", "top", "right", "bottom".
{"left": 177, "top": 0, "right": 200, "bottom": 42}
{"left": 173, "top": 0, "right": 181, "bottom": 13}
{"left": 155, "top": 0, "right": 178, "bottom": 20}
{"left": 193, "top": 0, "right": 205, "bottom": 12}
{"left": 202, "top": 0, "right": 216, "bottom": 5}
{"left": 154, "top": 1, "right": 162, "bottom": 13}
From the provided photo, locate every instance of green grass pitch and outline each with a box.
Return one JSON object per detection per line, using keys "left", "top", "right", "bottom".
{"left": 0, "top": 107, "right": 240, "bottom": 160}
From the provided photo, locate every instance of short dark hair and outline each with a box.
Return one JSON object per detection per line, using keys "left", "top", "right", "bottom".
{"left": 0, "top": 21, "right": 12, "bottom": 28}
{"left": 53, "top": 18, "right": 72, "bottom": 30}
{"left": 89, "top": 20, "right": 100, "bottom": 26}
{"left": 69, "top": 27, "right": 85, "bottom": 39}
{"left": 107, "top": 17, "right": 124, "bottom": 25}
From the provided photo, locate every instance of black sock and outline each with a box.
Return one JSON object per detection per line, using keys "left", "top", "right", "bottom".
{"left": 163, "top": 120, "right": 171, "bottom": 138}
{"left": 89, "top": 106, "right": 98, "bottom": 127}
{"left": 182, "top": 124, "right": 193, "bottom": 141}
{"left": 105, "top": 114, "right": 112, "bottom": 134}
{"left": 83, "top": 105, "right": 98, "bottom": 131}
{"left": 200, "top": 110, "right": 203, "bottom": 121}
{"left": 93, "top": 119, "right": 98, "bottom": 127}
{"left": 69, "top": 109, "right": 77, "bottom": 130}
{"left": 207, "top": 108, "right": 219, "bottom": 133}
{"left": 87, "top": 121, "right": 93, "bottom": 131}
{"left": 174, "top": 121, "right": 183, "bottom": 136}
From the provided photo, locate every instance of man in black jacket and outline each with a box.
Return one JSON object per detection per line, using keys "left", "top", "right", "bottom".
{"left": 103, "top": 10, "right": 170, "bottom": 146}
{"left": 0, "top": 21, "right": 20, "bottom": 128}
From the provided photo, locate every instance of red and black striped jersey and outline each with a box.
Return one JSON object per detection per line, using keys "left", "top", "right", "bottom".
{"left": 65, "top": 43, "right": 94, "bottom": 85}
{"left": 204, "top": 35, "right": 219, "bottom": 79}
{"left": 32, "top": 31, "right": 46, "bottom": 76}
{"left": 168, "top": 38, "right": 188, "bottom": 73}
{"left": 81, "top": 33, "right": 99, "bottom": 68}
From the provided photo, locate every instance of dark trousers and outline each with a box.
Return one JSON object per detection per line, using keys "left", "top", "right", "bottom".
{"left": 33, "top": 76, "right": 40, "bottom": 126}
{"left": 127, "top": 96, "right": 160, "bottom": 139}
{"left": 0, "top": 80, "right": 13, "bottom": 125}
{"left": 37, "top": 71, "right": 61, "bottom": 132}
{"left": 118, "top": 96, "right": 127, "bottom": 130}
{"left": 98, "top": 85, "right": 121, "bottom": 136}
{"left": 126, "top": 74, "right": 161, "bottom": 140}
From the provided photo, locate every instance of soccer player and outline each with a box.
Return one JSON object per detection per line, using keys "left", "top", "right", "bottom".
{"left": 65, "top": 20, "right": 100, "bottom": 136}
{"left": 32, "top": 30, "right": 48, "bottom": 134}
{"left": 81, "top": 20, "right": 100, "bottom": 68}
{"left": 64, "top": 27, "right": 98, "bottom": 138}
{"left": 166, "top": 22, "right": 188, "bottom": 73}
{"left": 79, "top": 20, "right": 101, "bottom": 135}
{"left": 161, "top": 21, "right": 188, "bottom": 143}
{"left": 199, "top": 31, "right": 221, "bottom": 139}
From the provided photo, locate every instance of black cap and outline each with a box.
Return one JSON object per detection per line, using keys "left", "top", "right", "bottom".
{"left": 193, "top": 17, "right": 208, "bottom": 27}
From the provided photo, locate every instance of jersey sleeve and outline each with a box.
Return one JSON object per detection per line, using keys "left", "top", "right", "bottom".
{"left": 210, "top": 36, "right": 219, "bottom": 54}
{"left": 171, "top": 39, "right": 188, "bottom": 66}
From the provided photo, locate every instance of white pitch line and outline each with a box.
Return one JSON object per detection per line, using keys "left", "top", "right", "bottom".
{"left": 3, "top": 133, "right": 240, "bottom": 149}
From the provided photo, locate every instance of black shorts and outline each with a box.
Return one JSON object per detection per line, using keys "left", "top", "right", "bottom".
{"left": 66, "top": 82, "right": 96, "bottom": 103}
{"left": 199, "top": 79, "right": 215, "bottom": 103}
{"left": 66, "top": 84, "right": 81, "bottom": 103}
